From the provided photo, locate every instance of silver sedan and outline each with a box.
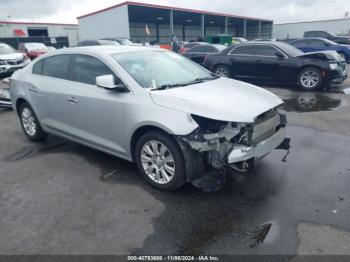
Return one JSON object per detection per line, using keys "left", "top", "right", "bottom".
{"left": 10, "top": 46, "right": 289, "bottom": 191}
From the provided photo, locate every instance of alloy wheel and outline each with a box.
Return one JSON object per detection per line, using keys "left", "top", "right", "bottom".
{"left": 141, "top": 140, "right": 176, "bottom": 185}
{"left": 300, "top": 70, "right": 320, "bottom": 89}
{"left": 21, "top": 107, "right": 37, "bottom": 137}
{"left": 215, "top": 66, "right": 229, "bottom": 77}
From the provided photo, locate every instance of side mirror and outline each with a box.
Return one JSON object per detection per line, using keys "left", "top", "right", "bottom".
{"left": 96, "top": 75, "right": 127, "bottom": 92}
{"left": 275, "top": 51, "right": 285, "bottom": 59}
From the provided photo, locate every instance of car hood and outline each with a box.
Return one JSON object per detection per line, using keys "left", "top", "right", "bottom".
{"left": 296, "top": 50, "right": 342, "bottom": 61}
{"left": 0, "top": 52, "right": 24, "bottom": 60}
{"left": 150, "top": 77, "right": 283, "bottom": 123}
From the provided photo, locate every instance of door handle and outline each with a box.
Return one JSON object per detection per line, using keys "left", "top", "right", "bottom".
{"left": 67, "top": 97, "right": 78, "bottom": 103}
{"left": 29, "top": 87, "right": 39, "bottom": 93}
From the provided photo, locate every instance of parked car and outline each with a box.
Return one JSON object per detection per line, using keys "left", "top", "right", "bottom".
{"left": 0, "top": 78, "right": 12, "bottom": 108}
{"left": 77, "top": 39, "right": 121, "bottom": 47}
{"left": 304, "top": 31, "right": 350, "bottom": 45}
{"left": 0, "top": 42, "right": 30, "bottom": 77}
{"left": 203, "top": 41, "right": 347, "bottom": 90}
{"left": 179, "top": 42, "right": 206, "bottom": 54}
{"left": 10, "top": 46, "right": 289, "bottom": 191}
{"left": 18, "top": 43, "right": 48, "bottom": 60}
{"left": 290, "top": 38, "right": 350, "bottom": 61}
{"left": 182, "top": 44, "right": 227, "bottom": 65}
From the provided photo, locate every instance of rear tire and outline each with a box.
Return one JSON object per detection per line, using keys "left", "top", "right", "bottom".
{"left": 135, "top": 131, "right": 186, "bottom": 191}
{"left": 214, "top": 65, "right": 230, "bottom": 77}
{"left": 19, "top": 102, "right": 47, "bottom": 141}
{"left": 298, "top": 67, "right": 323, "bottom": 90}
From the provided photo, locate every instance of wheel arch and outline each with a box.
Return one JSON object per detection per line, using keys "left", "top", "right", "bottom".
{"left": 130, "top": 125, "right": 175, "bottom": 161}
{"left": 15, "top": 97, "right": 29, "bottom": 115}
{"left": 297, "top": 64, "right": 324, "bottom": 80}
{"left": 15, "top": 97, "right": 45, "bottom": 127}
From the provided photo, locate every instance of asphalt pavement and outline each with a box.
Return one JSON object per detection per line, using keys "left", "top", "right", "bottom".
{"left": 1, "top": 76, "right": 350, "bottom": 256}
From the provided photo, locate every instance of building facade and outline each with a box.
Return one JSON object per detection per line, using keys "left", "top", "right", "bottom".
{"left": 78, "top": 1, "right": 273, "bottom": 43}
{"left": 273, "top": 18, "right": 350, "bottom": 40}
{"left": 0, "top": 21, "right": 79, "bottom": 47}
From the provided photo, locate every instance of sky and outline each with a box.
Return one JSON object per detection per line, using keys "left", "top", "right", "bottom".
{"left": 0, "top": 0, "right": 350, "bottom": 24}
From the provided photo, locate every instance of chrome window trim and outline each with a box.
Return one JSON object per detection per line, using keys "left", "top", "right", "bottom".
{"left": 31, "top": 53, "right": 133, "bottom": 94}
{"left": 228, "top": 44, "right": 288, "bottom": 59}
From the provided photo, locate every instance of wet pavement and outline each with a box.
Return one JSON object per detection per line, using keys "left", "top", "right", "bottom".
{"left": 283, "top": 93, "right": 343, "bottom": 113}
{"left": 1, "top": 77, "right": 350, "bottom": 255}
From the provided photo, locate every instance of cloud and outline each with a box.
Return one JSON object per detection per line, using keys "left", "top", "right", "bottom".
{"left": 0, "top": 0, "right": 349, "bottom": 24}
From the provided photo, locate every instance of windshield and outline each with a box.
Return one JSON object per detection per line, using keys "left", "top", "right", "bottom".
{"left": 277, "top": 42, "right": 304, "bottom": 57}
{"left": 112, "top": 51, "right": 216, "bottom": 89}
{"left": 0, "top": 44, "right": 16, "bottom": 54}
{"left": 25, "top": 43, "right": 47, "bottom": 51}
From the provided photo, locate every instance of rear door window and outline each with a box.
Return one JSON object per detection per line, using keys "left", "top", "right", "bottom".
{"left": 189, "top": 46, "right": 216, "bottom": 53}
{"left": 254, "top": 45, "right": 279, "bottom": 57}
{"left": 309, "top": 39, "right": 326, "bottom": 46}
{"left": 32, "top": 60, "right": 44, "bottom": 75}
{"left": 42, "top": 55, "right": 72, "bottom": 80}
{"left": 72, "top": 54, "right": 115, "bottom": 85}
{"left": 230, "top": 45, "right": 256, "bottom": 55}
{"left": 293, "top": 39, "right": 310, "bottom": 46}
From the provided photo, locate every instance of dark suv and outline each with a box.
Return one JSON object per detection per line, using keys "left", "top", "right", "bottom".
{"left": 304, "top": 31, "right": 350, "bottom": 45}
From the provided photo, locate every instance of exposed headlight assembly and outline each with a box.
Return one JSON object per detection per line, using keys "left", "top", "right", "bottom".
{"left": 0, "top": 60, "right": 6, "bottom": 65}
{"left": 329, "top": 63, "right": 338, "bottom": 70}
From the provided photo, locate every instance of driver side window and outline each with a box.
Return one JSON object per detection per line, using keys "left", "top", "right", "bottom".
{"left": 72, "top": 55, "right": 117, "bottom": 86}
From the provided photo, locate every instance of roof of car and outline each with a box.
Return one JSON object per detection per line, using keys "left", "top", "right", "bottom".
{"left": 51, "top": 45, "right": 166, "bottom": 56}
{"left": 235, "top": 41, "right": 293, "bottom": 49}
{"left": 291, "top": 37, "right": 334, "bottom": 42}
{"left": 243, "top": 41, "right": 277, "bottom": 45}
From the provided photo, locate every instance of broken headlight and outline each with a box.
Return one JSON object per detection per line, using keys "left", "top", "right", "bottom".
{"left": 191, "top": 114, "right": 229, "bottom": 133}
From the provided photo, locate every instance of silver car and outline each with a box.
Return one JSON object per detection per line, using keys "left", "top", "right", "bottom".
{"left": 10, "top": 46, "right": 289, "bottom": 191}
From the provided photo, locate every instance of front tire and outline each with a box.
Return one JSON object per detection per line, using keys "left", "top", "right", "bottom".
{"left": 19, "top": 102, "right": 47, "bottom": 141}
{"left": 298, "top": 67, "right": 323, "bottom": 90}
{"left": 135, "top": 131, "right": 186, "bottom": 191}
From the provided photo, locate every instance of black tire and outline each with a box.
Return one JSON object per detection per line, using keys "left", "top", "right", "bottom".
{"left": 135, "top": 131, "right": 186, "bottom": 191}
{"left": 338, "top": 51, "right": 348, "bottom": 61}
{"left": 19, "top": 102, "right": 47, "bottom": 141}
{"left": 298, "top": 67, "right": 323, "bottom": 90}
{"left": 214, "top": 65, "right": 230, "bottom": 77}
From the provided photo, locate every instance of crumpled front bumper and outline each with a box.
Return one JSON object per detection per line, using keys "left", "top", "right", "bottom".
{"left": 228, "top": 127, "right": 287, "bottom": 164}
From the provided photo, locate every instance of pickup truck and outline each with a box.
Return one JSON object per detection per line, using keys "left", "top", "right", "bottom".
{"left": 304, "top": 31, "right": 350, "bottom": 45}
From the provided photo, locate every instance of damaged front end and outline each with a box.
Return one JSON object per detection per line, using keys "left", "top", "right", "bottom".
{"left": 177, "top": 107, "right": 290, "bottom": 191}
